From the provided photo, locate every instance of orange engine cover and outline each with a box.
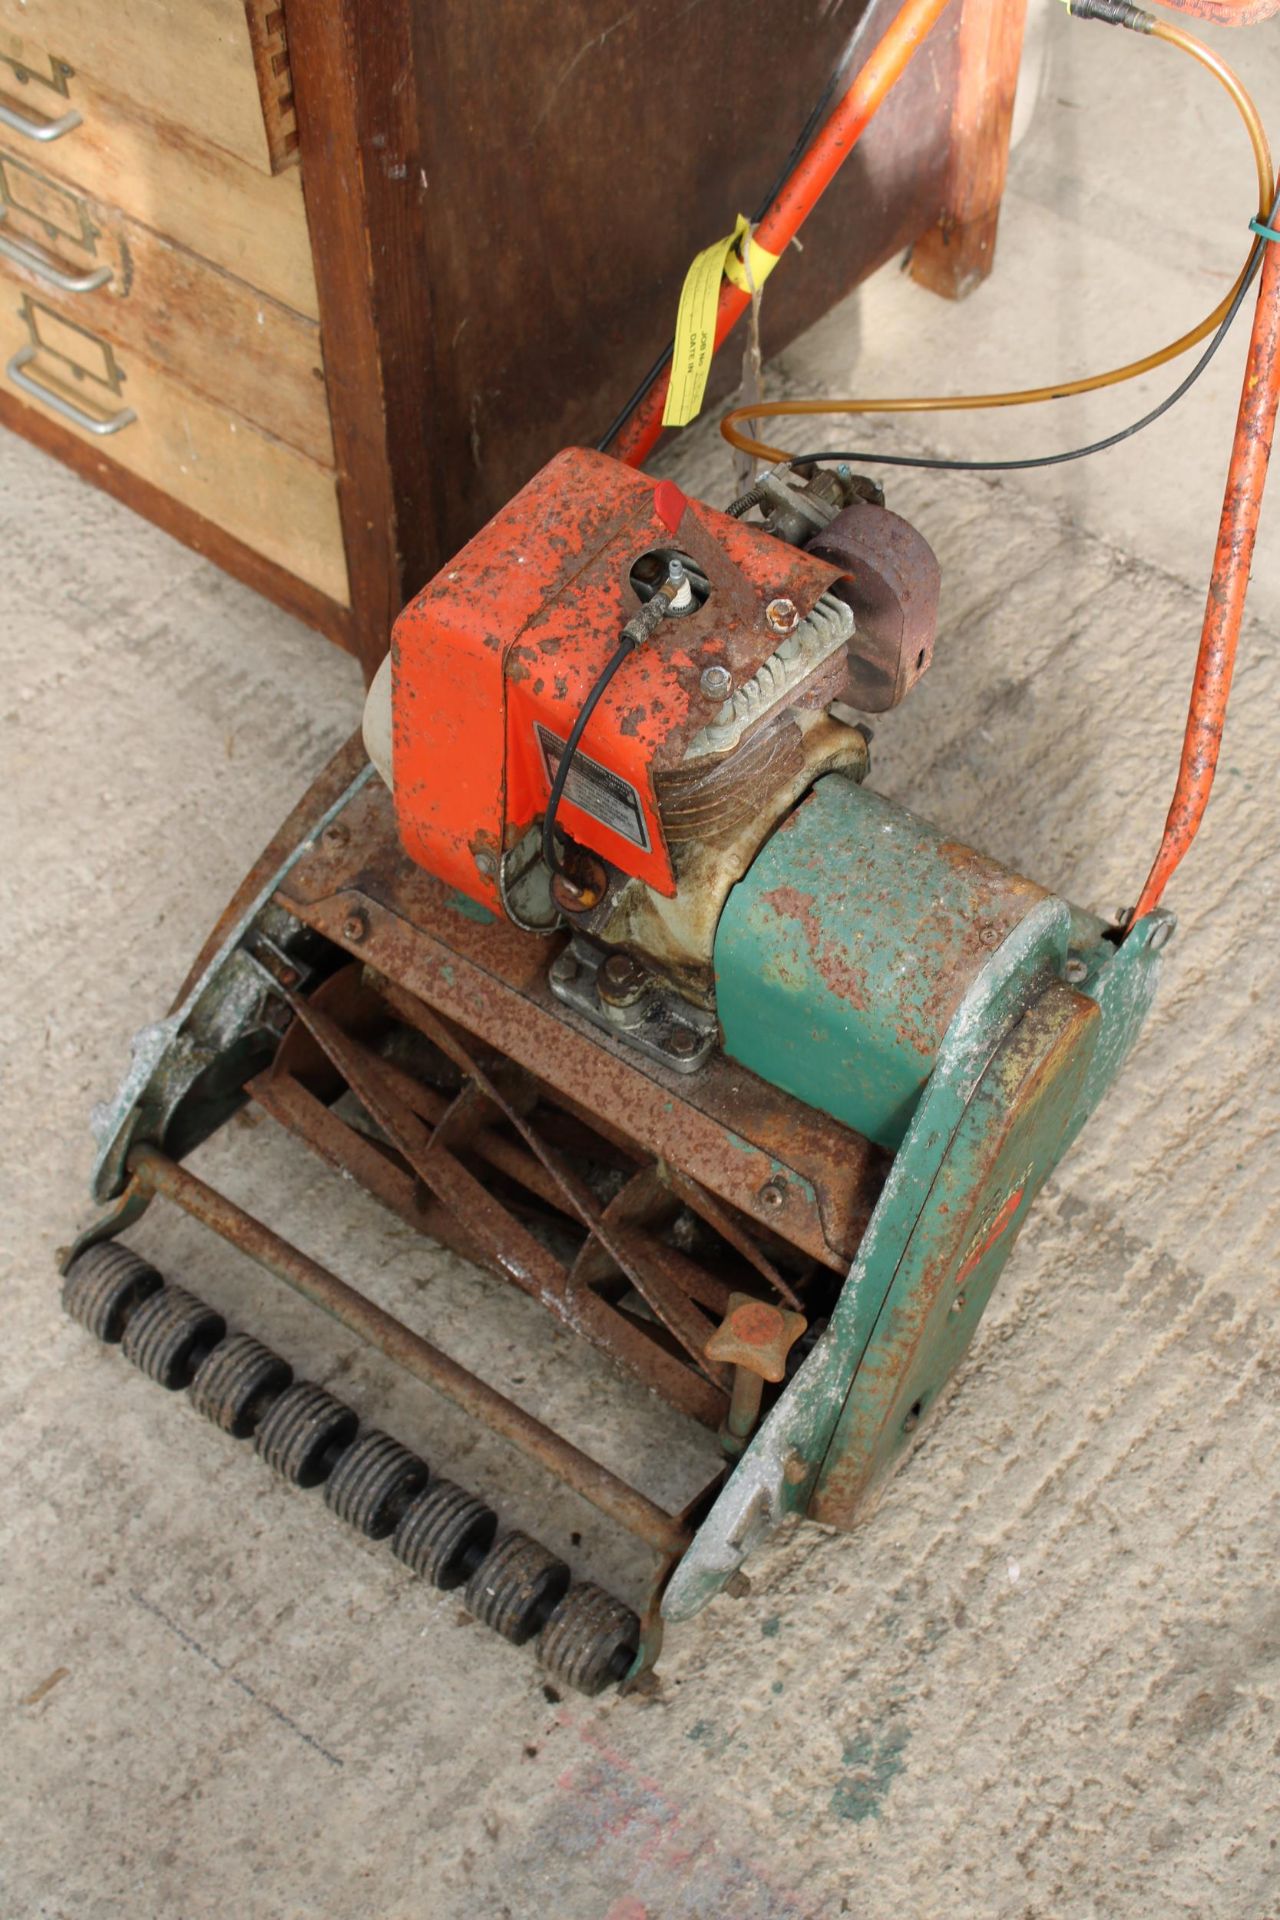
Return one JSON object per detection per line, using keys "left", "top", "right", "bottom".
{"left": 390, "top": 447, "right": 846, "bottom": 913}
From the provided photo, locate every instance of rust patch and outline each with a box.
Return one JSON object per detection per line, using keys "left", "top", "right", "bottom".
{"left": 760, "top": 885, "right": 870, "bottom": 1013}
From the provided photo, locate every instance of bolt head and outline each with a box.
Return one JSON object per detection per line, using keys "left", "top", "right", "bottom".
{"left": 342, "top": 910, "right": 368, "bottom": 943}
{"left": 725, "top": 1571, "right": 752, "bottom": 1599}
{"left": 473, "top": 850, "right": 497, "bottom": 879}
{"left": 700, "top": 663, "right": 732, "bottom": 702}
{"left": 668, "top": 1026, "right": 702, "bottom": 1058}
{"left": 598, "top": 951, "right": 648, "bottom": 1007}
{"left": 1064, "top": 956, "right": 1088, "bottom": 984}
{"left": 766, "top": 597, "right": 799, "bottom": 635}
{"left": 757, "top": 1177, "right": 787, "bottom": 1211}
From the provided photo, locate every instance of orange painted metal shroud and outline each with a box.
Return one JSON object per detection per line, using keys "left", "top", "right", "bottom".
{"left": 390, "top": 447, "right": 846, "bottom": 908}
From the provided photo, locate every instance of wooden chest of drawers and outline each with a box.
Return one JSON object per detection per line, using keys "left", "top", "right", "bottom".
{"left": 0, "top": 0, "right": 1025, "bottom": 681}
{"left": 0, "top": 0, "right": 351, "bottom": 636}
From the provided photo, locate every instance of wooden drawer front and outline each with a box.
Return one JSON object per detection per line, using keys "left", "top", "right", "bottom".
{"left": 0, "top": 4, "right": 280, "bottom": 176}
{"left": 0, "top": 152, "right": 331, "bottom": 463}
{"left": 0, "top": 56, "right": 316, "bottom": 317}
{"left": 1, "top": 291, "right": 349, "bottom": 605}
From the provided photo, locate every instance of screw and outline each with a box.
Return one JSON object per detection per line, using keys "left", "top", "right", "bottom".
{"left": 977, "top": 923, "right": 999, "bottom": 950}
{"left": 951, "top": 1292, "right": 967, "bottom": 1314}
{"left": 700, "top": 663, "right": 732, "bottom": 702}
{"left": 1065, "top": 956, "right": 1089, "bottom": 984}
{"left": 757, "top": 1177, "right": 787, "bottom": 1211}
{"left": 474, "top": 850, "right": 497, "bottom": 879}
{"left": 766, "top": 597, "right": 799, "bottom": 635}
{"left": 322, "top": 821, "right": 349, "bottom": 849}
{"left": 342, "top": 910, "right": 368, "bottom": 943}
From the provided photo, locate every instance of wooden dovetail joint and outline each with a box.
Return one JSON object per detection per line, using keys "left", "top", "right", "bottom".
{"left": 244, "top": 0, "right": 301, "bottom": 171}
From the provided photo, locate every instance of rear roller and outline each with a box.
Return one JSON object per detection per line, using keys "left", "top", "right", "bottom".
{"left": 392, "top": 1479, "right": 497, "bottom": 1590}
{"left": 189, "top": 1332, "right": 293, "bottom": 1438}
{"left": 464, "top": 1531, "right": 571, "bottom": 1645}
{"left": 254, "top": 1381, "right": 358, "bottom": 1488}
{"left": 61, "top": 1241, "right": 162, "bottom": 1344}
{"left": 324, "top": 1428, "right": 429, "bottom": 1538}
{"left": 120, "top": 1284, "right": 226, "bottom": 1390}
{"left": 538, "top": 1582, "right": 642, "bottom": 1695}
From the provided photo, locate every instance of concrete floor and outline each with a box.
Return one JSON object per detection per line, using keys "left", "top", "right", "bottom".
{"left": 4, "top": 7, "right": 1279, "bottom": 1915}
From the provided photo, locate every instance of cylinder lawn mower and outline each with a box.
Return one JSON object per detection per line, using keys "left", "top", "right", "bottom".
{"left": 60, "top": 448, "right": 1176, "bottom": 1692}
{"left": 57, "top": 0, "right": 1280, "bottom": 1694}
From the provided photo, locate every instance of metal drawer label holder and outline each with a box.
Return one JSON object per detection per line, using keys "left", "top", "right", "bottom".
{"left": 5, "top": 293, "right": 135, "bottom": 435}
{"left": 0, "top": 154, "right": 113, "bottom": 292}
{"left": 0, "top": 50, "right": 81, "bottom": 142}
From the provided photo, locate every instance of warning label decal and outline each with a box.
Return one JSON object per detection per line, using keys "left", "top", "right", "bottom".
{"left": 536, "top": 724, "right": 650, "bottom": 852}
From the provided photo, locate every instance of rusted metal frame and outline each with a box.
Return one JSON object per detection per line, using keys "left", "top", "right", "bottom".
{"left": 628, "top": 1468, "right": 730, "bottom": 1685}
{"left": 351, "top": 1046, "right": 569, "bottom": 1214}
{"left": 291, "top": 1049, "right": 724, "bottom": 1322}
{"left": 524, "top": 1103, "right": 639, "bottom": 1171}
{"left": 375, "top": 980, "right": 729, "bottom": 1382}
{"left": 281, "top": 987, "right": 726, "bottom": 1424}
{"left": 127, "top": 1145, "right": 691, "bottom": 1558}
{"left": 665, "top": 1169, "right": 804, "bottom": 1310}
{"left": 572, "top": 1168, "right": 735, "bottom": 1318}
{"left": 249, "top": 1070, "right": 491, "bottom": 1267}
{"left": 572, "top": 1214, "right": 730, "bottom": 1327}
{"left": 257, "top": 1069, "right": 733, "bottom": 1421}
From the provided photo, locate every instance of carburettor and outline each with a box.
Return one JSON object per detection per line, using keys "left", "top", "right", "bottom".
{"left": 365, "top": 448, "right": 940, "bottom": 1070}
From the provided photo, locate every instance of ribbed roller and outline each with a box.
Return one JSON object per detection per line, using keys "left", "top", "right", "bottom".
{"left": 537, "top": 1582, "right": 641, "bottom": 1695}
{"left": 189, "top": 1332, "right": 292, "bottom": 1438}
{"left": 463, "top": 1531, "right": 570, "bottom": 1644}
{"left": 391, "top": 1478, "right": 496, "bottom": 1589}
{"left": 253, "top": 1381, "right": 358, "bottom": 1487}
{"left": 120, "top": 1284, "right": 226, "bottom": 1390}
{"left": 61, "top": 1241, "right": 162, "bottom": 1344}
{"left": 323, "top": 1428, "right": 429, "bottom": 1538}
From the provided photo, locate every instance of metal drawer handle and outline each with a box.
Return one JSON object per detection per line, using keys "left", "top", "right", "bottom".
{"left": 6, "top": 345, "right": 135, "bottom": 435}
{"left": 0, "top": 97, "right": 82, "bottom": 142}
{"left": 0, "top": 210, "right": 111, "bottom": 292}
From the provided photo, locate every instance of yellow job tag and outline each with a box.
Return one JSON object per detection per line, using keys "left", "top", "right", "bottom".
{"left": 662, "top": 215, "right": 781, "bottom": 429}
